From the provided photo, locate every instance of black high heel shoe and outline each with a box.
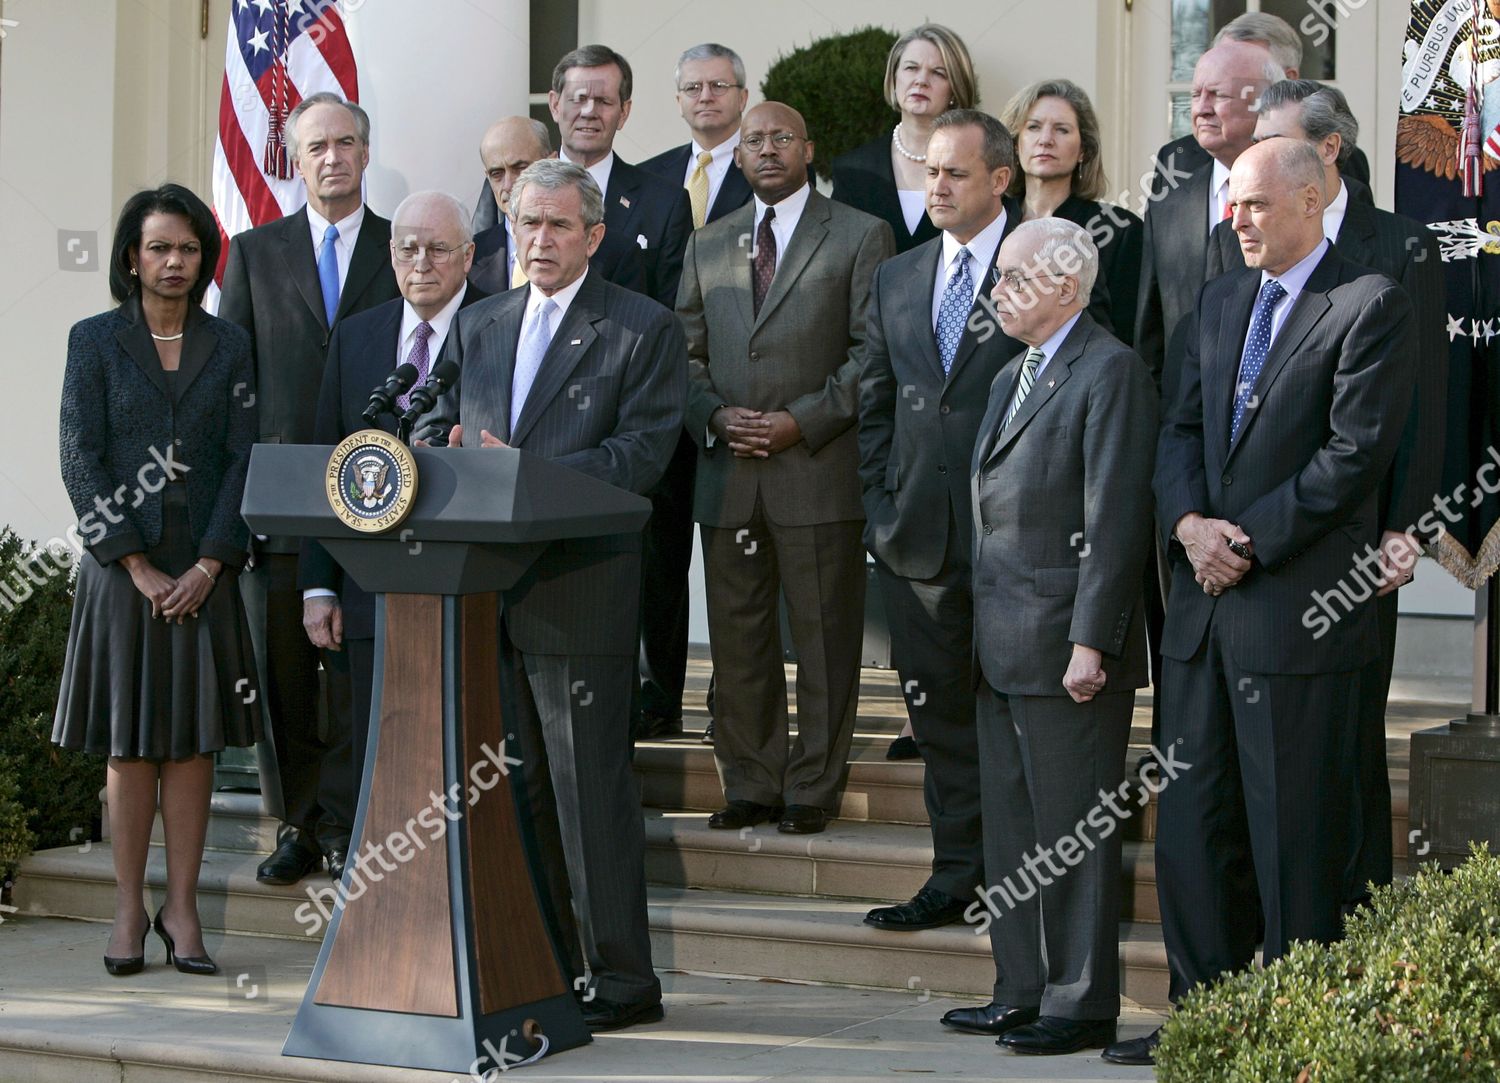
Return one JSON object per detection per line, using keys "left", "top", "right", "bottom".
{"left": 103, "top": 914, "right": 150, "bottom": 976}
{"left": 153, "top": 908, "right": 218, "bottom": 975}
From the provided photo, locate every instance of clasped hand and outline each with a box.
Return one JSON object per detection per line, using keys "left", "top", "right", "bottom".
{"left": 1175, "top": 512, "right": 1252, "bottom": 596}
{"left": 711, "top": 406, "right": 801, "bottom": 458}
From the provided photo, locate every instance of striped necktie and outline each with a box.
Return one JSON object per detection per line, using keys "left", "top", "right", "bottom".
{"left": 1003, "top": 347, "right": 1045, "bottom": 429}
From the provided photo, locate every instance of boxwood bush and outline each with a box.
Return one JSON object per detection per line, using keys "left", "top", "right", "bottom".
{"left": 760, "top": 26, "right": 898, "bottom": 182}
{"left": 1157, "top": 844, "right": 1500, "bottom": 1081}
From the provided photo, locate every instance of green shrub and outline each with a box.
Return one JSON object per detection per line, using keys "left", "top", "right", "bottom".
{"left": 760, "top": 26, "right": 897, "bottom": 182}
{"left": 1158, "top": 844, "right": 1500, "bottom": 1081}
{"left": 0, "top": 755, "right": 36, "bottom": 881}
{"left": 0, "top": 529, "right": 102, "bottom": 854}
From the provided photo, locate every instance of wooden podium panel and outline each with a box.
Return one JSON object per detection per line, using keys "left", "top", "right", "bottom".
{"left": 315, "top": 594, "right": 458, "bottom": 1016}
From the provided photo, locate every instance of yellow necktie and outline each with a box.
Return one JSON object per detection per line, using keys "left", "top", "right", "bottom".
{"left": 688, "top": 150, "right": 712, "bottom": 229}
{"left": 511, "top": 255, "right": 528, "bottom": 288}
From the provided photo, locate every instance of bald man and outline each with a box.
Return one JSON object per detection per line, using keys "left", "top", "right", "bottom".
{"left": 1108, "top": 140, "right": 1416, "bottom": 1066}
{"left": 680, "top": 103, "right": 892, "bottom": 835}
{"left": 470, "top": 117, "right": 552, "bottom": 293}
{"left": 300, "top": 191, "right": 487, "bottom": 859}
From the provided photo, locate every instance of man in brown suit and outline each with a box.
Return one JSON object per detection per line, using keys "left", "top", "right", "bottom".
{"left": 678, "top": 102, "right": 894, "bottom": 835}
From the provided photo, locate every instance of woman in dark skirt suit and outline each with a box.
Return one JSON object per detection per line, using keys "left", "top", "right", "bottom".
{"left": 831, "top": 23, "right": 980, "bottom": 254}
{"left": 53, "top": 184, "right": 260, "bottom": 977}
{"left": 999, "top": 79, "right": 1145, "bottom": 345}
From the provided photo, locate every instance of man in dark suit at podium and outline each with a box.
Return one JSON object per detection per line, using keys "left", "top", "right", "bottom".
{"left": 298, "top": 191, "right": 486, "bottom": 851}
{"left": 220, "top": 92, "right": 400, "bottom": 887}
{"left": 421, "top": 159, "right": 686, "bottom": 1032}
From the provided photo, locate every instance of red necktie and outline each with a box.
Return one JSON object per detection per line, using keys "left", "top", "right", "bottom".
{"left": 752, "top": 207, "right": 777, "bottom": 316}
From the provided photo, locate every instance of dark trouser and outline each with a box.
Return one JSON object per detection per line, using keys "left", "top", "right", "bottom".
{"left": 500, "top": 621, "right": 659, "bottom": 1005}
{"left": 1156, "top": 620, "right": 1358, "bottom": 1002}
{"left": 875, "top": 544, "right": 984, "bottom": 900}
{"left": 1345, "top": 590, "right": 1397, "bottom": 902}
{"left": 976, "top": 684, "right": 1132, "bottom": 1020}
{"left": 702, "top": 497, "right": 865, "bottom": 811}
{"left": 1145, "top": 540, "right": 1170, "bottom": 748}
{"left": 240, "top": 552, "right": 354, "bottom": 853}
{"left": 637, "top": 431, "right": 697, "bottom": 724}
{"left": 344, "top": 636, "right": 375, "bottom": 828}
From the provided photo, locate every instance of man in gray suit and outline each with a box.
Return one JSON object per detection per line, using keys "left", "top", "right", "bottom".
{"left": 679, "top": 102, "right": 894, "bottom": 836}
{"left": 955, "top": 220, "right": 1157, "bottom": 1056}
{"left": 422, "top": 159, "right": 687, "bottom": 1032}
{"left": 857, "top": 109, "right": 1021, "bottom": 933}
{"left": 1106, "top": 140, "right": 1416, "bottom": 1067}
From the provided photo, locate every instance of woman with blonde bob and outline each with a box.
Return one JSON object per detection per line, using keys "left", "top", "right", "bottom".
{"left": 832, "top": 23, "right": 979, "bottom": 253}
{"left": 999, "top": 78, "right": 1143, "bottom": 344}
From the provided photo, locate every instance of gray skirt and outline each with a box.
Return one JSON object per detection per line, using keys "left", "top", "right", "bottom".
{"left": 52, "top": 486, "right": 262, "bottom": 761}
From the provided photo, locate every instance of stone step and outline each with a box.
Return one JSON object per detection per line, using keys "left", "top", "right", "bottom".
{"left": 9, "top": 842, "right": 1172, "bottom": 1008}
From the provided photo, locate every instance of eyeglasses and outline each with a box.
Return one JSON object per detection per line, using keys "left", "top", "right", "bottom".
{"left": 741, "top": 132, "right": 799, "bottom": 151}
{"left": 996, "top": 270, "right": 1066, "bottom": 292}
{"left": 392, "top": 242, "right": 469, "bottom": 265}
{"left": 678, "top": 80, "right": 741, "bottom": 98}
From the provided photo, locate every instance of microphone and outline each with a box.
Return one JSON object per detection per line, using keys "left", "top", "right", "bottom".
{"left": 400, "top": 359, "right": 460, "bottom": 426}
{"left": 362, "top": 363, "right": 419, "bottom": 425}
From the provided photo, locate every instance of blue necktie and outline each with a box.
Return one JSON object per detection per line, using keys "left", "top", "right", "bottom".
{"left": 935, "top": 246, "right": 973, "bottom": 375}
{"left": 317, "top": 223, "right": 340, "bottom": 327}
{"left": 1231, "top": 279, "right": 1287, "bottom": 442}
{"left": 511, "top": 298, "right": 557, "bottom": 431}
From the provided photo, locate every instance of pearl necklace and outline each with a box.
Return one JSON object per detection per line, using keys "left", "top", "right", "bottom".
{"left": 892, "top": 125, "right": 926, "bottom": 163}
{"left": 150, "top": 331, "right": 185, "bottom": 342}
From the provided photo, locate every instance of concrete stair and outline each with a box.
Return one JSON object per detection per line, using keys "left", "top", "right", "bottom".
{"left": 12, "top": 655, "right": 1433, "bottom": 1013}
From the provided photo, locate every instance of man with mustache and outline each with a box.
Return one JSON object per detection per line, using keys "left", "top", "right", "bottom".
{"left": 679, "top": 102, "right": 894, "bottom": 836}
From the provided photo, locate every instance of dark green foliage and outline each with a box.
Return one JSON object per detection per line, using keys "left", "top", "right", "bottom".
{"left": 760, "top": 26, "right": 898, "bottom": 182}
{"left": 0, "top": 529, "right": 102, "bottom": 862}
{"left": 1158, "top": 845, "right": 1500, "bottom": 1081}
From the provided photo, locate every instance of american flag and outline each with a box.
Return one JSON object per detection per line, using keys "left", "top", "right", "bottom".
{"left": 207, "top": 0, "right": 359, "bottom": 309}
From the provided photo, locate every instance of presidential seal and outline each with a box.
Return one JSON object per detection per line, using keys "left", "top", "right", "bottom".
{"left": 325, "top": 429, "right": 418, "bottom": 534}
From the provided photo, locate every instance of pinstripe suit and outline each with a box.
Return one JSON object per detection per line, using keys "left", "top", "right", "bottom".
{"left": 680, "top": 188, "right": 895, "bottom": 812}
{"left": 422, "top": 269, "right": 686, "bottom": 1004}
{"left": 1153, "top": 245, "right": 1416, "bottom": 1000}
{"left": 1206, "top": 182, "right": 1448, "bottom": 903}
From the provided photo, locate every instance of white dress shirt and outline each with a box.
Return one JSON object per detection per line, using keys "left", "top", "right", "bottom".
{"left": 561, "top": 149, "right": 615, "bottom": 205}
{"left": 898, "top": 189, "right": 926, "bottom": 237}
{"left": 683, "top": 136, "right": 740, "bottom": 213}
{"left": 522, "top": 269, "right": 588, "bottom": 349}
{"left": 931, "top": 209, "right": 1009, "bottom": 329}
{"left": 752, "top": 182, "right": 812, "bottom": 273}
{"left": 306, "top": 203, "right": 366, "bottom": 290}
{"left": 1323, "top": 179, "right": 1350, "bottom": 243}
{"left": 1241, "top": 237, "right": 1329, "bottom": 359}
{"left": 1209, "top": 158, "right": 1232, "bottom": 236}
{"left": 503, "top": 217, "right": 519, "bottom": 283}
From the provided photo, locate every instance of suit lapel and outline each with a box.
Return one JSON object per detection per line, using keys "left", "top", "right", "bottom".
{"left": 337, "top": 212, "right": 388, "bottom": 323}
{"left": 710, "top": 163, "right": 752, "bottom": 223}
{"left": 476, "top": 290, "right": 527, "bottom": 443}
{"left": 1227, "top": 253, "right": 1337, "bottom": 458}
{"left": 1331, "top": 192, "right": 1377, "bottom": 265}
{"left": 174, "top": 305, "right": 218, "bottom": 402}
{"left": 722, "top": 203, "right": 757, "bottom": 334}
{"left": 605, "top": 161, "right": 645, "bottom": 243}
{"left": 114, "top": 295, "right": 171, "bottom": 400}
{"left": 277, "top": 208, "right": 328, "bottom": 330}
{"left": 945, "top": 204, "right": 1017, "bottom": 385}
{"left": 908, "top": 241, "right": 945, "bottom": 380}
{"left": 754, "top": 191, "right": 830, "bottom": 331}
{"left": 510, "top": 274, "right": 603, "bottom": 445}
{"left": 985, "top": 316, "right": 1088, "bottom": 462}
{"left": 1208, "top": 272, "right": 1258, "bottom": 465}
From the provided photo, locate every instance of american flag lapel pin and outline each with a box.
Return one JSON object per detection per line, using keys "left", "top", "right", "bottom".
{"left": 1047, "top": 379, "right": 1055, "bottom": 388}
{"left": 570, "top": 338, "right": 582, "bottom": 346}
{"left": 619, "top": 195, "right": 631, "bottom": 209}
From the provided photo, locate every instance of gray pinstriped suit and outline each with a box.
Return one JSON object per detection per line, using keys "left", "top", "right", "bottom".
{"left": 423, "top": 269, "right": 686, "bottom": 1004}
{"left": 1153, "top": 245, "right": 1416, "bottom": 1002}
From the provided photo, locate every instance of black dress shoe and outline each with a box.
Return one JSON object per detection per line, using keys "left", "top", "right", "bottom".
{"left": 1000, "top": 1015, "right": 1116, "bottom": 1055}
{"left": 326, "top": 847, "right": 348, "bottom": 882}
{"left": 256, "top": 837, "right": 322, "bottom": 885}
{"left": 1102, "top": 1026, "right": 1161, "bottom": 1065}
{"left": 153, "top": 908, "right": 218, "bottom": 975}
{"left": 886, "top": 734, "right": 921, "bottom": 761}
{"left": 707, "top": 800, "right": 783, "bottom": 830}
{"left": 634, "top": 712, "right": 684, "bottom": 740}
{"left": 580, "top": 996, "right": 664, "bottom": 1032}
{"left": 865, "top": 886, "right": 967, "bottom": 931}
{"left": 939, "top": 1002, "right": 1039, "bottom": 1036}
{"left": 103, "top": 915, "right": 150, "bottom": 976}
{"left": 701, "top": 719, "right": 714, "bottom": 743}
{"left": 777, "top": 804, "right": 828, "bottom": 834}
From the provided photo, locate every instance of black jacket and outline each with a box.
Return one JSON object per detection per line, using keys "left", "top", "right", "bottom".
{"left": 638, "top": 142, "right": 753, "bottom": 225}
{"left": 831, "top": 135, "right": 940, "bottom": 254}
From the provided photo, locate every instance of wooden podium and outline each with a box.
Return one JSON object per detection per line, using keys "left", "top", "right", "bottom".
{"left": 242, "top": 444, "right": 652, "bottom": 1074}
